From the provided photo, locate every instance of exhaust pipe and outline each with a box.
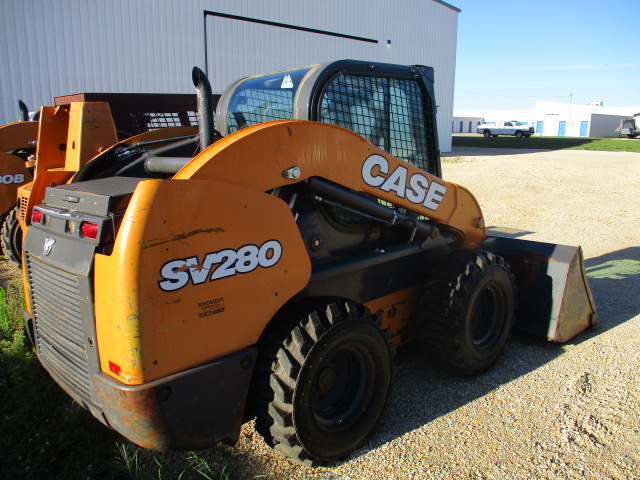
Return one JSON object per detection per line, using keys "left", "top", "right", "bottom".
{"left": 18, "top": 100, "right": 29, "bottom": 122}
{"left": 192, "top": 67, "right": 214, "bottom": 152}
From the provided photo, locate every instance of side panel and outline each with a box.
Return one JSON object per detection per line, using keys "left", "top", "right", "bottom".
{"left": 94, "top": 179, "right": 311, "bottom": 385}
{"left": 34, "top": 106, "right": 70, "bottom": 173}
{"left": 64, "top": 103, "right": 118, "bottom": 171}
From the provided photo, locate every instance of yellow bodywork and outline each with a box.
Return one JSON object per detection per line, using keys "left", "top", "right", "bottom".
{"left": 20, "top": 101, "right": 198, "bottom": 313}
{"left": 17, "top": 103, "right": 118, "bottom": 229}
{"left": 17, "top": 102, "right": 198, "bottom": 228}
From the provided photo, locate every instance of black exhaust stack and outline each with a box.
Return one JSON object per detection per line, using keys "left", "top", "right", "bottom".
{"left": 192, "top": 67, "right": 214, "bottom": 152}
{"left": 18, "top": 100, "right": 29, "bottom": 122}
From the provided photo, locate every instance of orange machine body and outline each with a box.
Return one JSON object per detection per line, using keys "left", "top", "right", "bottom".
{"left": 0, "top": 121, "right": 37, "bottom": 215}
{"left": 85, "top": 121, "right": 484, "bottom": 385}
{"left": 21, "top": 61, "right": 596, "bottom": 455}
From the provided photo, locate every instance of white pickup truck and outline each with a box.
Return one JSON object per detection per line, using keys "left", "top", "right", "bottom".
{"left": 477, "top": 120, "right": 534, "bottom": 138}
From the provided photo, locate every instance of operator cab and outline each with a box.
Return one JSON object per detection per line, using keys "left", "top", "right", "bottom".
{"left": 216, "top": 60, "right": 441, "bottom": 177}
{"left": 73, "top": 60, "right": 441, "bottom": 182}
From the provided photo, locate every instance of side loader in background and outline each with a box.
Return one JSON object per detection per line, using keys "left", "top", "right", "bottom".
{"left": 22, "top": 60, "right": 597, "bottom": 466}
{"left": 6, "top": 93, "right": 205, "bottom": 267}
{"left": 0, "top": 104, "right": 39, "bottom": 263}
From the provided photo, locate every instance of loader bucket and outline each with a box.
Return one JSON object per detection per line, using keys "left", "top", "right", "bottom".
{"left": 481, "top": 236, "right": 598, "bottom": 342}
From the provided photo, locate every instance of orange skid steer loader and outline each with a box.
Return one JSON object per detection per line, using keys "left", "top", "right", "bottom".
{"left": 22, "top": 60, "right": 597, "bottom": 466}
{"left": 9, "top": 93, "right": 204, "bottom": 268}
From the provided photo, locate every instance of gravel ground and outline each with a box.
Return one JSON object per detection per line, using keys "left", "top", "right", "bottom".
{"left": 7, "top": 148, "right": 638, "bottom": 479}
{"left": 229, "top": 147, "right": 640, "bottom": 479}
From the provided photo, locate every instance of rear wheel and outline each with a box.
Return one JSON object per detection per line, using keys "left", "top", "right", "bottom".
{"left": 483, "top": 130, "right": 491, "bottom": 138}
{"left": 420, "top": 250, "right": 515, "bottom": 375}
{"left": 1, "top": 207, "right": 22, "bottom": 268}
{"left": 251, "top": 300, "right": 393, "bottom": 466}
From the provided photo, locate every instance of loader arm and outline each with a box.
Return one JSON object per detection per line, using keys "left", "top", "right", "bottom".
{"left": 175, "top": 120, "right": 486, "bottom": 249}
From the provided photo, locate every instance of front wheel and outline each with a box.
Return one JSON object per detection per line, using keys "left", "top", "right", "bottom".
{"left": 420, "top": 250, "right": 515, "bottom": 376}
{"left": 515, "top": 131, "right": 523, "bottom": 138}
{"left": 1, "top": 207, "right": 23, "bottom": 268}
{"left": 483, "top": 130, "right": 491, "bottom": 138}
{"left": 251, "top": 300, "right": 393, "bottom": 466}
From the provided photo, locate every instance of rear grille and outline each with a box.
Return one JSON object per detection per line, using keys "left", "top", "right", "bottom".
{"left": 26, "top": 253, "right": 92, "bottom": 405}
{"left": 18, "top": 186, "right": 31, "bottom": 224}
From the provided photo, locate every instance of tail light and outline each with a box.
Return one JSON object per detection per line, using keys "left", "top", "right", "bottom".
{"left": 32, "top": 209, "right": 42, "bottom": 224}
{"left": 80, "top": 221, "right": 99, "bottom": 240}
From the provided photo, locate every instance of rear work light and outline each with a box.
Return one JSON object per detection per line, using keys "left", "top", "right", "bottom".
{"left": 80, "top": 221, "right": 99, "bottom": 240}
{"left": 32, "top": 210, "right": 42, "bottom": 224}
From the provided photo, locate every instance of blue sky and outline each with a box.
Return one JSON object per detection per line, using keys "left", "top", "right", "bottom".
{"left": 451, "top": 0, "right": 640, "bottom": 110}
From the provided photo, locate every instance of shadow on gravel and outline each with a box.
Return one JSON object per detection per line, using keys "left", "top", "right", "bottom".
{"left": 443, "top": 146, "right": 553, "bottom": 158}
{"left": 352, "top": 246, "right": 640, "bottom": 460}
{"left": 359, "top": 333, "right": 565, "bottom": 454}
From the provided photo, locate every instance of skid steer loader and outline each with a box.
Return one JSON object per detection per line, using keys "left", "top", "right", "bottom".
{"left": 6, "top": 93, "right": 204, "bottom": 268}
{"left": 22, "top": 60, "right": 597, "bottom": 466}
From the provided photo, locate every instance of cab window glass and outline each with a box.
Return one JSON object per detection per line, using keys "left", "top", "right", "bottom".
{"left": 226, "top": 67, "right": 311, "bottom": 132}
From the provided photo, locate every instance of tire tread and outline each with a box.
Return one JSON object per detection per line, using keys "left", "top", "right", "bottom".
{"left": 421, "top": 250, "right": 514, "bottom": 376}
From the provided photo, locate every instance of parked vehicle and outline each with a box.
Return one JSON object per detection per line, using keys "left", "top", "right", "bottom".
{"left": 23, "top": 60, "right": 596, "bottom": 466}
{"left": 0, "top": 103, "right": 38, "bottom": 265}
{"left": 615, "top": 114, "right": 640, "bottom": 138}
{"left": 477, "top": 120, "right": 534, "bottom": 138}
{"left": 4, "top": 93, "right": 205, "bottom": 268}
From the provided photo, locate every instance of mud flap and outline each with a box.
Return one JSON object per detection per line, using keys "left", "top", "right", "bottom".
{"left": 481, "top": 236, "right": 598, "bottom": 342}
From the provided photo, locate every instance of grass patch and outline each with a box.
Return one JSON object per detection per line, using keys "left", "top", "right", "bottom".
{"left": 452, "top": 135, "right": 640, "bottom": 152}
{"left": 0, "top": 283, "right": 241, "bottom": 479}
{"left": 441, "top": 156, "right": 472, "bottom": 164}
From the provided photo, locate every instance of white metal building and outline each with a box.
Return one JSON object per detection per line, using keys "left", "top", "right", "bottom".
{"left": 1, "top": 0, "right": 460, "bottom": 151}
{"left": 454, "top": 101, "right": 640, "bottom": 137}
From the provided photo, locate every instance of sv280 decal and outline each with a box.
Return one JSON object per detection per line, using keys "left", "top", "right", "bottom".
{"left": 158, "top": 240, "right": 282, "bottom": 292}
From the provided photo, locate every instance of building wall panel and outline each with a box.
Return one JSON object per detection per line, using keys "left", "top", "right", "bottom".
{"left": 1, "top": 0, "right": 458, "bottom": 151}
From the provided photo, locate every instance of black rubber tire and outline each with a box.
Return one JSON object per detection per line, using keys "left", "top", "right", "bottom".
{"left": 420, "top": 250, "right": 515, "bottom": 376}
{"left": 251, "top": 299, "right": 394, "bottom": 466}
{"left": 515, "top": 131, "right": 523, "bottom": 138}
{"left": 483, "top": 130, "right": 491, "bottom": 138}
{"left": 1, "top": 207, "right": 22, "bottom": 268}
